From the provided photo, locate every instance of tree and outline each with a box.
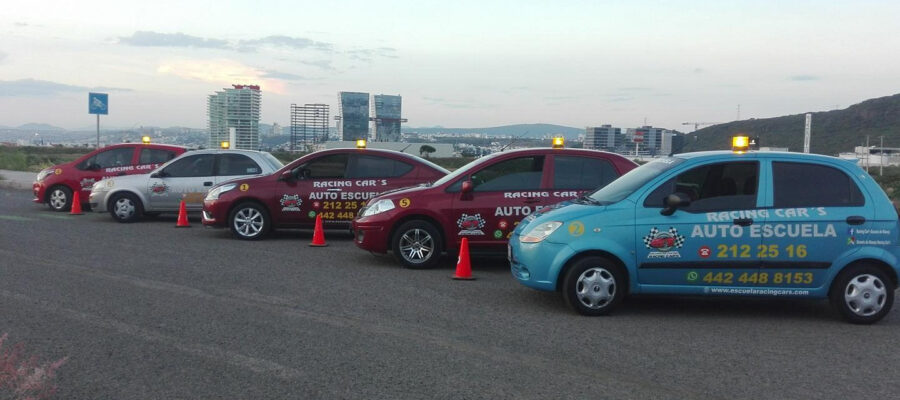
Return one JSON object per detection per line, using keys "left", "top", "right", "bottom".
{"left": 419, "top": 145, "right": 436, "bottom": 158}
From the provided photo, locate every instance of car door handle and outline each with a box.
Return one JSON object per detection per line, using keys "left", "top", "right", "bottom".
{"left": 733, "top": 218, "right": 753, "bottom": 226}
{"left": 846, "top": 216, "right": 866, "bottom": 225}
{"left": 523, "top": 197, "right": 540, "bottom": 204}
{"left": 204, "top": 181, "right": 213, "bottom": 187}
{"left": 327, "top": 188, "right": 342, "bottom": 192}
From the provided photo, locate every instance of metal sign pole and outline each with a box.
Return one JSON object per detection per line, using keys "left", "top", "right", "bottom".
{"left": 96, "top": 114, "right": 100, "bottom": 148}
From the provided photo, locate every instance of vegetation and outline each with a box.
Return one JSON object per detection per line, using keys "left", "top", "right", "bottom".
{"left": 419, "top": 145, "right": 436, "bottom": 158}
{"left": 0, "top": 146, "right": 91, "bottom": 172}
{"left": 682, "top": 93, "right": 900, "bottom": 155}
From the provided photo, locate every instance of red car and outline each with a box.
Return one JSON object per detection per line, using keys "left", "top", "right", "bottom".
{"left": 201, "top": 148, "right": 449, "bottom": 240}
{"left": 33, "top": 143, "right": 186, "bottom": 211}
{"left": 352, "top": 148, "right": 638, "bottom": 268}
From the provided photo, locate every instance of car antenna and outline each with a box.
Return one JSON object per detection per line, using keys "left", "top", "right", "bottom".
{"left": 500, "top": 130, "right": 529, "bottom": 151}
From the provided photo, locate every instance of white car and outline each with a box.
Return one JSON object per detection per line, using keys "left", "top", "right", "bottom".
{"left": 89, "top": 149, "right": 283, "bottom": 222}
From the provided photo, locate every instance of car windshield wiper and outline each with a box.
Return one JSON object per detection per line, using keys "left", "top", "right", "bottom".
{"left": 576, "top": 194, "right": 602, "bottom": 205}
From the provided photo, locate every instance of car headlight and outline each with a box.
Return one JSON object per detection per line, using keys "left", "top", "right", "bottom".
{"left": 92, "top": 179, "right": 113, "bottom": 191}
{"left": 520, "top": 221, "right": 563, "bottom": 243}
{"left": 36, "top": 169, "right": 54, "bottom": 182}
{"left": 205, "top": 183, "right": 237, "bottom": 201}
{"left": 360, "top": 199, "right": 395, "bottom": 217}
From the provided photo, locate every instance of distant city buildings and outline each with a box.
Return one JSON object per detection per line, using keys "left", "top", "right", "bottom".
{"left": 586, "top": 124, "right": 683, "bottom": 155}
{"left": 373, "top": 95, "right": 406, "bottom": 142}
{"left": 337, "top": 92, "right": 370, "bottom": 141}
{"left": 584, "top": 125, "right": 624, "bottom": 151}
{"left": 208, "top": 84, "right": 261, "bottom": 150}
{"left": 290, "top": 104, "right": 330, "bottom": 151}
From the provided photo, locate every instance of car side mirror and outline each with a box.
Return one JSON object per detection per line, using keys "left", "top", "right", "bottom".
{"left": 661, "top": 192, "right": 691, "bottom": 216}
{"left": 461, "top": 180, "right": 473, "bottom": 194}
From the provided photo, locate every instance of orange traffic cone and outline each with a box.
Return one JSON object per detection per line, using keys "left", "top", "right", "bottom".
{"left": 176, "top": 200, "right": 190, "bottom": 228}
{"left": 69, "top": 190, "right": 83, "bottom": 215}
{"left": 453, "top": 237, "right": 475, "bottom": 280}
{"left": 309, "top": 214, "right": 327, "bottom": 247}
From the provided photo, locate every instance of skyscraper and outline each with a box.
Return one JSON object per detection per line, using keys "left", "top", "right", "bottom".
{"left": 373, "top": 94, "right": 405, "bottom": 142}
{"left": 337, "top": 92, "right": 369, "bottom": 141}
{"left": 290, "top": 103, "right": 329, "bottom": 151}
{"left": 585, "top": 125, "right": 623, "bottom": 151}
{"left": 208, "top": 84, "right": 261, "bottom": 150}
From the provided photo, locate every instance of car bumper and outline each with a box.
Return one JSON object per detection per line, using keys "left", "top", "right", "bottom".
{"left": 509, "top": 236, "right": 573, "bottom": 292}
{"left": 352, "top": 219, "right": 390, "bottom": 254}
{"left": 89, "top": 190, "right": 112, "bottom": 212}
{"left": 202, "top": 200, "right": 228, "bottom": 227}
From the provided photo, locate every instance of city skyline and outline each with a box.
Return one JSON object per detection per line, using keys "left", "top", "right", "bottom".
{"left": 1, "top": 1, "right": 899, "bottom": 131}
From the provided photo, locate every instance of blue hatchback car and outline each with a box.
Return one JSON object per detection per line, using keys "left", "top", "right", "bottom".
{"left": 510, "top": 143, "right": 899, "bottom": 324}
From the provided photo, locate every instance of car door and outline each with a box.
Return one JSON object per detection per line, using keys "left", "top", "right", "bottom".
{"left": 344, "top": 154, "right": 419, "bottom": 216}
{"left": 759, "top": 159, "right": 872, "bottom": 289}
{"left": 147, "top": 153, "right": 216, "bottom": 211}
{"left": 634, "top": 160, "right": 763, "bottom": 289}
{"left": 279, "top": 153, "right": 349, "bottom": 226}
{"left": 450, "top": 155, "right": 549, "bottom": 247}
{"left": 75, "top": 146, "right": 137, "bottom": 193}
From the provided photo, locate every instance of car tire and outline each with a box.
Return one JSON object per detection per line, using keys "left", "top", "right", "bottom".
{"left": 46, "top": 185, "right": 72, "bottom": 212}
{"left": 392, "top": 220, "right": 443, "bottom": 269}
{"left": 829, "top": 264, "right": 895, "bottom": 324}
{"left": 108, "top": 192, "right": 143, "bottom": 223}
{"left": 229, "top": 202, "right": 270, "bottom": 240}
{"left": 562, "top": 256, "right": 627, "bottom": 316}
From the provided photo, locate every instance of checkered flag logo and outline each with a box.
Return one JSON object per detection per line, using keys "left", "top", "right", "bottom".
{"left": 668, "top": 227, "right": 685, "bottom": 248}
{"left": 642, "top": 227, "right": 659, "bottom": 249}
{"left": 457, "top": 213, "right": 486, "bottom": 230}
{"left": 643, "top": 227, "right": 685, "bottom": 250}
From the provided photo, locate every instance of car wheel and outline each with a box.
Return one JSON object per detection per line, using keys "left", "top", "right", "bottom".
{"left": 392, "top": 220, "right": 443, "bottom": 269}
{"left": 109, "top": 192, "right": 143, "bottom": 223}
{"left": 229, "top": 202, "right": 269, "bottom": 240}
{"left": 562, "top": 256, "right": 627, "bottom": 316}
{"left": 47, "top": 185, "right": 72, "bottom": 212}
{"left": 830, "top": 264, "right": 895, "bottom": 324}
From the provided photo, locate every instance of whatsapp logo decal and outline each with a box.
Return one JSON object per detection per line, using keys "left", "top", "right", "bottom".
{"left": 686, "top": 271, "right": 699, "bottom": 282}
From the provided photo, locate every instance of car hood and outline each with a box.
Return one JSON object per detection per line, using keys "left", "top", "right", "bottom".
{"left": 368, "top": 184, "right": 432, "bottom": 202}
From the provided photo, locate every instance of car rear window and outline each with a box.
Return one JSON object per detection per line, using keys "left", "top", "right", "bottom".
{"left": 139, "top": 148, "right": 177, "bottom": 165}
{"left": 553, "top": 155, "right": 617, "bottom": 190}
{"left": 218, "top": 154, "right": 262, "bottom": 176}
{"left": 348, "top": 155, "right": 414, "bottom": 178}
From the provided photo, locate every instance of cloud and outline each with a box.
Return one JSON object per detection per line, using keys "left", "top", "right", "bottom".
{"left": 261, "top": 70, "right": 306, "bottom": 81}
{"left": 157, "top": 59, "right": 286, "bottom": 94}
{"left": 789, "top": 75, "right": 819, "bottom": 81}
{"left": 693, "top": 68, "right": 705, "bottom": 74}
{"left": 346, "top": 47, "right": 399, "bottom": 62}
{"left": 0, "top": 51, "right": 6, "bottom": 63}
{"left": 118, "top": 31, "right": 230, "bottom": 49}
{"left": 423, "top": 96, "right": 486, "bottom": 109}
{"left": 0, "top": 79, "right": 131, "bottom": 97}
{"left": 239, "top": 35, "right": 333, "bottom": 52}
{"left": 299, "top": 60, "right": 334, "bottom": 70}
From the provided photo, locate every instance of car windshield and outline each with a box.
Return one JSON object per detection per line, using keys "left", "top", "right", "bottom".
{"left": 261, "top": 152, "right": 285, "bottom": 171}
{"left": 587, "top": 157, "right": 684, "bottom": 204}
{"left": 430, "top": 153, "right": 504, "bottom": 187}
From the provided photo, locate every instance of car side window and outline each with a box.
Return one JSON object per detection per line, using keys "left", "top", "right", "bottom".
{"left": 79, "top": 147, "right": 135, "bottom": 169}
{"left": 471, "top": 156, "right": 545, "bottom": 192}
{"left": 772, "top": 162, "right": 864, "bottom": 207}
{"left": 644, "top": 161, "right": 759, "bottom": 212}
{"left": 348, "top": 155, "right": 414, "bottom": 178}
{"left": 162, "top": 154, "right": 215, "bottom": 178}
{"left": 553, "top": 156, "right": 617, "bottom": 190}
{"left": 217, "top": 154, "right": 262, "bottom": 176}
{"left": 139, "top": 148, "right": 177, "bottom": 165}
{"left": 298, "top": 154, "right": 348, "bottom": 179}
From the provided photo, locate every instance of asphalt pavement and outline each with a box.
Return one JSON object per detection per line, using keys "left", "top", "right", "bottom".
{"left": 1, "top": 187, "right": 898, "bottom": 399}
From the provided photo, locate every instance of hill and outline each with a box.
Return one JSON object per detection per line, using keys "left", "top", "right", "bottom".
{"left": 402, "top": 123, "right": 583, "bottom": 139}
{"left": 682, "top": 93, "right": 900, "bottom": 155}
{"left": 17, "top": 123, "right": 65, "bottom": 131}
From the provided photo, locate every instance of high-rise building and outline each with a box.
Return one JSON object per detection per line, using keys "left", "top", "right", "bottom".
{"left": 290, "top": 104, "right": 330, "bottom": 151}
{"left": 585, "top": 125, "right": 623, "bottom": 151}
{"left": 373, "top": 94, "right": 405, "bottom": 142}
{"left": 337, "top": 92, "right": 370, "bottom": 141}
{"left": 208, "top": 84, "right": 261, "bottom": 150}
{"left": 626, "top": 126, "right": 671, "bottom": 154}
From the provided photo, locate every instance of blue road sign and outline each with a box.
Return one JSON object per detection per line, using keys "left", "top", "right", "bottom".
{"left": 88, "top": 92, "right": 109, "bottom": 115}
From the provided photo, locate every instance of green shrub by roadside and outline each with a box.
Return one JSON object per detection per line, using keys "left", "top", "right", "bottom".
{"left": 0, "top": 146, "right": 91, "bottom": 172}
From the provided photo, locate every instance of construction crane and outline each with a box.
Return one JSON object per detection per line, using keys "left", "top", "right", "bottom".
{"left": 682, "top": 122, "right": 720, "bottom": 132}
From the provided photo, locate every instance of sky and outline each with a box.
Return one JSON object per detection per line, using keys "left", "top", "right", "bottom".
{"left": 1, "top": 0, "right": 899, "bottom": 131}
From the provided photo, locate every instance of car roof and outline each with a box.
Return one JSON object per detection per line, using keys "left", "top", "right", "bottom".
{"left": 182, "top": 149, "right": 270, "bottom": 156}
{"left": 295, "top": 148, "right": 451, "bottom": 173}
{"left": 673, "top": 150, "right": 855, "bottom": 165}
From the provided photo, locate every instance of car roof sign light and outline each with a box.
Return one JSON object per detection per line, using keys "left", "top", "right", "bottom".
{"left": 552, "top": 136, "right": 565, "bottom": 149}
{"left": 732, "top": 135, "right": 750, "bottom": 153}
